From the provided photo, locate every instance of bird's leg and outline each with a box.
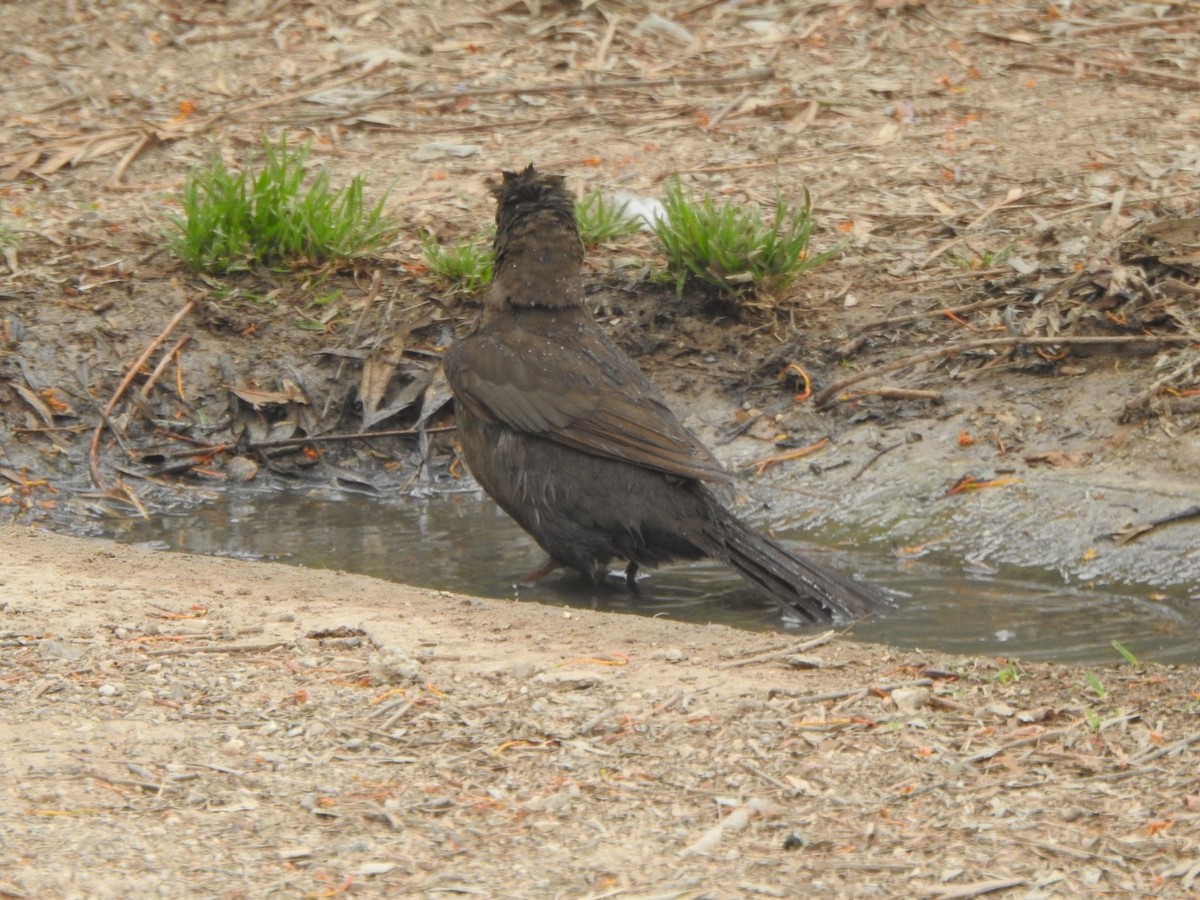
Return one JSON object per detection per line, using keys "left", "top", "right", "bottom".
{"left": 624, "top": 561, "right": 640, "bottom": 590}
{"left": 516, "top": 556, "right": 562, "bottom": 587}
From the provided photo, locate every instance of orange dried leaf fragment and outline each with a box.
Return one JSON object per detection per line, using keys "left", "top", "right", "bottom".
{"left": 945, "top": 475, "right": 1021, "bottom": 495}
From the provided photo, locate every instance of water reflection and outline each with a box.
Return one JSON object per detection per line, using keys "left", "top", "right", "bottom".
{"left": 105, "top": 487, "right": 1199, "bottom": 664}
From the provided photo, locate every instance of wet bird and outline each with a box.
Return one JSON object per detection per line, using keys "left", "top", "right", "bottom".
{"left": 442, "top": 165, "right": 891, "bottom": 622}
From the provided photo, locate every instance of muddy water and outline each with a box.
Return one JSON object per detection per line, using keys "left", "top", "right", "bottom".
{"left": 103, "top": 488, "right": 1199, "bottom": 664}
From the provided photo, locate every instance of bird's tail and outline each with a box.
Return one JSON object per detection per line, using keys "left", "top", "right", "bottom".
{"left": 695, "top": 503, "right": 892, "bottom": 623}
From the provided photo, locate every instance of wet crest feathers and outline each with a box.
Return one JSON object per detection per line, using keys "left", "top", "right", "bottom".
{"left": 487, "top": 164, "right": 584, "bottom": 311}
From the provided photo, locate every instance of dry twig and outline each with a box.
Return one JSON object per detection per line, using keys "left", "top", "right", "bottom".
{"left": 145, "top": 640, "right": 289, "bottom": 657}
{"left": 88, "top": 297, "right": 196, "bottom": 491}
{"left": 770, "top": 678, "right": 933, "bottom": 703}
{"left": 717, "top": 631, "right": 836, "bottom": 669}
{"left": 815, "top": 335, "right": 1199, "bottom": 408}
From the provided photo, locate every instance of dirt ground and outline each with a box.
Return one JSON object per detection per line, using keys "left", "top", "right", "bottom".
{"left": 3, "top": 526, "right": 1200, "bottom": 898}
{"left": 2, "top": 0, "right": 1200, "bottom": 896}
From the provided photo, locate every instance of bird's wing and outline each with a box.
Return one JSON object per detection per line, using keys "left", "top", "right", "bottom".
{"left": 444, "top": 331, "right": 730, "bottom": 484}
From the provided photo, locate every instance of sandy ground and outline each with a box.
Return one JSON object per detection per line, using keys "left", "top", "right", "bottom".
{"left": 2, "top": 525, "right": 1199, "bottom": 898}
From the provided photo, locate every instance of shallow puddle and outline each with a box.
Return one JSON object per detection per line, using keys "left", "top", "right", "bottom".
{"left": 101, "top": 487, "right": 1198, "bottom": 665}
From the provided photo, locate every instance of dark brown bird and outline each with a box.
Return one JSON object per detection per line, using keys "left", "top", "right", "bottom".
{"left": 443, "top": 165, "right": 891, "bottom": 622}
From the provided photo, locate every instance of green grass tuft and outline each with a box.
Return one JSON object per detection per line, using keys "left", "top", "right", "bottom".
{"left": 422, "top": 231, "right": 494, "bottom": 293}
{"left": 652, "top": 178, "right": 843, "bottom": 297}
{"left": 0, "top": 205, "right": 18, "bottom": 251}
{"left": 167, "top": 135, "right": 398, "bottom": 274}
{"left": 946, "top": 239, "right": 1016, "bottom": 271}
{"left": 1111, "top": 640, "right": 1139, "bottom": 667}
{"left": 991, "top": 659, "right": 1022, "bottom": 685}
{"left": 575, "top": 191, "right": 641, "bottom": 245}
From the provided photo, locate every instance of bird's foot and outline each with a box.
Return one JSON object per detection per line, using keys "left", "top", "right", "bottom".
{"left": 515, "top": 557, "right": 562, "bottom": 588}
{"left": 601, "top": 563, "right": 641, "bottom": 590}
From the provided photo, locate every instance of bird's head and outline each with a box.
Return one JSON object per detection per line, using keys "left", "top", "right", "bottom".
{"left": 487, "top": 164, "right": 584, "bottom": 311}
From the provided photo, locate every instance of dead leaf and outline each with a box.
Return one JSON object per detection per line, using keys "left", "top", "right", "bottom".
{"left": 979, "top": 28, "right": 1042, "bottom": 44}
{"left": 413, "top": 142, "right": 481, "bottom": 161}
{"left": 869, "top": 122, "right": 900, "bottom": 145}
{"left": 1015, "top": 706, "right": 1058, "bottom": 723}
{"left": 362, "top": 372, "right": 431, "bottom": 430}
{"left": 228, "top": 383, "right": 308, "bottom": 409}
{"left": 945, "top": 475, "right": 1021, "bottom": 495}
{"left": 7, "top": 381, "right": 55, "bottom": 427}
{"left": 1024, "top": 450, "right": 1091, "bottom": 467}
{"left": 781, "top": 100, "right": 818, "bottom": 134}
{"left": 415, "top": 366, "right": 455, "bottom": 432}
{"left": 359, "top": 327, "right": 433, "bottom": 429}
{"left": 358, "top": 330, "right": 405, "bottom": 424}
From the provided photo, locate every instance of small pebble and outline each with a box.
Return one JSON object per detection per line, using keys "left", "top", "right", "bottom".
{"left": 226, "top": 456, "right": 259, "bottom": 482}
{"left": 39, "top": 640, "right": 84, "bottom": 661}
{"left": 785, "top": 655, "right": 823, "bottom": 669}
{"left": 511, "top": 662, "right": 540, "bottom": 680}
{"left": 220, "top": 738, "right": 245, "bottom": 756}
{"left": 368, "top": 649, "right": 421, "bottom": 684}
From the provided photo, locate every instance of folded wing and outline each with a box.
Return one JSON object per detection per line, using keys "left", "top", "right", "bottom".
{"left": 445, "top": 331, "right": 730, "bottom": 485}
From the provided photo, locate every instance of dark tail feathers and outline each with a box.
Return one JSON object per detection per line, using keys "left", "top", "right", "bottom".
{"left": 697, "top": 504, "right": 892, "bottom": 623}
